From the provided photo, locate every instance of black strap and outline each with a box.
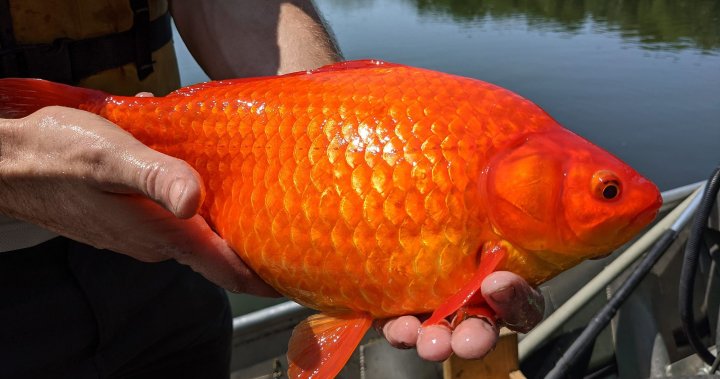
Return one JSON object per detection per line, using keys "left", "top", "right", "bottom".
{"left": 0, "top": 9, "right": 172, "bottom": 83}
{"left": 0, "top": 0, "right": 19, "bottom": 78}
{"left": 0, "top": 0, "right": 15, "bottom": 48}
{"left": 130, "top": 0, "right": 153, "bottom": 80}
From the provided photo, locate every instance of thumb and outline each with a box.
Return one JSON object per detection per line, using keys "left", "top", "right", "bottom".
{"left": 96, "top": 139, "right": 205, "bottom": 219}
{"left": 481, "top": 271, "right": 545, "bottom": 333}
{"left": 170, "top": 215, "right": 280, "bottom": 296}
{"left": 131, "top": 155, "right": 206, "bottom": 219}
{"left": 150, "top": 161, "right": 205, "bottom": 219}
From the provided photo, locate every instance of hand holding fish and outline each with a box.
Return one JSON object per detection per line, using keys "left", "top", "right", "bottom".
{"left": 0, "top": 105, "right": 276, "bottom": 296}
{"left": 380, "top": 271, "right": 544, "bottom": 361}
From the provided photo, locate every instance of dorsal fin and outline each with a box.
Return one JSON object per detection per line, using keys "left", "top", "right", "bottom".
{"left": 167, "top": 60, "right": 400, "bottom": 98}
{"left": 166, "top": 78, "right": 267, "bottom": 97}
{"left": 310, "top": 59, "right": 400, "bottom": 73}
{"left": 287, "top": 312, "right": 372, "bottom": 378}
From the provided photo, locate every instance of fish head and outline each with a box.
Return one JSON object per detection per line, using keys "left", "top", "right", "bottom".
{"left": 484, "top": 129, "right": 662, "bottom": 267}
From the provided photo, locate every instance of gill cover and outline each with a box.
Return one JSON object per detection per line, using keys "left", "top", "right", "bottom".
{"left": 485, "top": 129, "right": 661, "bottom": 260}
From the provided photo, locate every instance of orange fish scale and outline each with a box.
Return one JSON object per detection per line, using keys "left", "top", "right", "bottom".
{"left": 96, "top": 65, "right": 559, "bottom": 317}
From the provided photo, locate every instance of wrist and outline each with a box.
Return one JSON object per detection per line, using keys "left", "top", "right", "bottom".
{"left": 0, "top": 117, "right": 13, "bottom": 161}
{"left": 0, "top": 117, "right": 22, "bottom": 165}
{"left": 0, "top": 118, "right": 18, "bottom": 216}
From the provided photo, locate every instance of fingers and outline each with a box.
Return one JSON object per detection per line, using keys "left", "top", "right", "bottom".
{"left": 115, "top": 202, "right": 279, "bottom": 296}
{"left": 380, "top": 272, "right": 544, "bottom": 362}
{"left": 381, "top": 315, "right": 421, "bottom": 349}
{"left": 450, "top": 318, "right": 498, "bottom": 359}
{"left": 416, "top": 318, "right": 497, "bottom": 361}
{"left": 481, "top": 271, "right": 545, "bottom": 333}
{"left": 380, "top": 315, "right": 497, "bottom": 361}
{"left": 416, "top": 324, "right": 452, "bottom": 361}
{"left": 169, "top": 215, "right": 279, "bottom": 296}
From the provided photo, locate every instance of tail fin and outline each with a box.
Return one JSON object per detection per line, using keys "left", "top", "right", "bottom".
{"left": 0, "top": 78, "right": 107, "bottom": 118}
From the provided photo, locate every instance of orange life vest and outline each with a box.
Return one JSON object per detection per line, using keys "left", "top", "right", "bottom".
{"left": 0, "top": 0, "right": 180, "bottom": 95}
{"left": 0, "top": 0, "right": 183, "bottom": 251}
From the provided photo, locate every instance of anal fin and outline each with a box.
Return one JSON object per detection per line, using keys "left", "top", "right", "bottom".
{"left": 287, "top": 312, "right": 372, "bottom": 379}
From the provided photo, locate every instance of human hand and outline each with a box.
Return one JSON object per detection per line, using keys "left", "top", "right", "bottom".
{"left": 0, "top": 105, "right": 276, "bottom": 296}
{"left": 378, "top": 271, "right": 544, "bottom": 360}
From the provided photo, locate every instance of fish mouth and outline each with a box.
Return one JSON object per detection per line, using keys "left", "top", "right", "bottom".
{"left": 621, "top": 195, "right": 662, "bottom": 236}
{"left": 590, "top": 251, "right": 614, "bottom": 260}
{"left": 631, "top": 206, "right": 660, "bottom": 229}
{"left": 576, "top": 191, "right": 662, "bottom": 256}
{"left": 587, "top": 200, "right": 661, "bottom": 260}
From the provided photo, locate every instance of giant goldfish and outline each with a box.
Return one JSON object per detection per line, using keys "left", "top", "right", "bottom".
{"left": 0, "top": 60, "right": 661, "bottom": 378}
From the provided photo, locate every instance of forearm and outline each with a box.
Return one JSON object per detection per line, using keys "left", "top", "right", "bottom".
{"left": 0, "top": 117, "right": 18, "bottom": 217}
{"left": 170, "top": 0, "right": 341, "bottom": 78}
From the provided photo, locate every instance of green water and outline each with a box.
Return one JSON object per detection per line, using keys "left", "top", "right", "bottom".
{"left": 173, "top": 0, "right": 720, "bottom": 316}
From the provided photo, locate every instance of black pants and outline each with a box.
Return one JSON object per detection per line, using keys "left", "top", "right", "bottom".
{"left": 0, "top": 237, "right": 232, "bottom": 379}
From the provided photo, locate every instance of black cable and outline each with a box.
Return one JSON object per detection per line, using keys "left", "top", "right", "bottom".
{"left": 710, "top": 353, "right": 720, "bottom": 374}
{"left": 679, "top": 166, "right": 720, "bottom": 366}
{"left": 545, "top": 229, "right": 679, "bottom": 379}
{"left": 582, "top": 360, "right": 617, "bottom": 379}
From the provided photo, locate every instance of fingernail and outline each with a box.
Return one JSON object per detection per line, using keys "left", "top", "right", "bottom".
{"left": 489, "top": 286, "right": 516, "bottom": 304}
{"left": 169, "top": 179, "right": 187, "bottom": 214}
{"left": 477, "top": 316, "right": 497, "bottom": 329}
{"left": 380, "top": 319, "right": 394, "bottom": 336}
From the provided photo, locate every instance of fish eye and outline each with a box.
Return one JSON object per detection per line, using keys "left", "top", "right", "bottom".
{"left": 592, "top": 170, "right": 622, "bottom": 201}
{"left": 602, "top": 182, "right": 620, "bottom": 200}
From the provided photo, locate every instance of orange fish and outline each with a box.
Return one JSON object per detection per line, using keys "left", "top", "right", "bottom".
{"left": 0, "top": 60, "right": 661, "bottom": 378}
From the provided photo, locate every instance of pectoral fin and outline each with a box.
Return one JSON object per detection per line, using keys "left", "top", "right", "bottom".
{"left": 287, "top": 312, "right": 372, "bottom": 379}
{"left": 423, "top": 242, "right": 507, "bottom": 326}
